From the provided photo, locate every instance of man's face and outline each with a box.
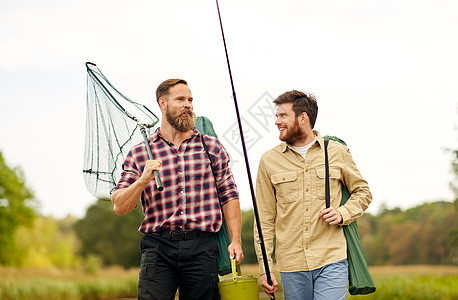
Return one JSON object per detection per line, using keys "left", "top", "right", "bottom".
{"left": 163, "top": 83, "right": 196, "bottom": 132}
{"left": 275, "top": 103, "right": 306, "bottom": 145}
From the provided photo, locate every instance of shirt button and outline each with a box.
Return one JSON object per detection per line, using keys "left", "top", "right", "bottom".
{"left": 180, "top": 190, "right": 184, "bottom": 194}
{"left": 306, "top": 169, "right": 309, "bottom": 172}
{"left": 306, "top": 188, "right": 309, "bottom": 192}
{"left": 306, "top": 208, "right": 309, "bottom": 212}
{"left": 305, "top": 246, "right": 309, "bottom": 250}
{"left": 305, "top": 227, "right": 308, "bottom": 231}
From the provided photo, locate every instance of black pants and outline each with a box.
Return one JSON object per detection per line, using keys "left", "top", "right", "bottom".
{"left": 137, "top": 233, "right": 220, "bottom": 300}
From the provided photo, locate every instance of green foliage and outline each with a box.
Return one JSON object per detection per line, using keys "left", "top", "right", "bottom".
{"left": 0, "top": 151, "right": 35, "bottom": 265}
{"left": 74, "top": 199, "right": 143, "bottom": 268}
{"left": 448, "top": 146, "right": 458, "bottom": 264}
{"left": 241, "top": 210, "right": 257, "bottom": 264}
{"left": 13, "top": 216, "right": 81, "bottom": 268}
{"left": 450, "top": 200, "right": 458, "bottom": 264}
{"left": 82, "top": 254, "right": 102, "bottom": 275}
{"left": 360, "top": 201, "right": 457, "bottom": 265}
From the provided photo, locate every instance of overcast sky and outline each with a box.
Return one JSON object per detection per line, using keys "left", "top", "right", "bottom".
{"left": 1, "top": 0, "right": 457, "bottom": 219}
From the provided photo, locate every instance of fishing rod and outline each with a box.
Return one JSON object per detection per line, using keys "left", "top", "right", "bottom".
{"left": 214, "top": 1, "right": 275, "bottom": 298}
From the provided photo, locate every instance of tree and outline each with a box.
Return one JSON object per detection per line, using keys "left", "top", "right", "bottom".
{"left": 14, "top": 215, "right": 81, "bottom": 268}
{"left": 363, "top": 201, "right": 456, "bottom": 265}
{"left": 0, "top": 151, "right": 35, "bottom": 265}
{"left": 74, "top": 199, "right": 143, "bottom": 268}
{"left": 449, "top": 147, "right": 458, "bottom": 263}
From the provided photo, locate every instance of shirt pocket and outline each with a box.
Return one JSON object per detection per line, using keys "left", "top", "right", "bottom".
{"left": 271, "top": 171, "right": 299, "bottom": 203}
{"left": 315, "top": 167, "right": 342, "bottom": 200}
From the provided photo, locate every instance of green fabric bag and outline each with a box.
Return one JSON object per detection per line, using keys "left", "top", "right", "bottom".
{"left": 324, "top": 136, "right": 376, "bottom": 295}
{"left": 195, "top": 116, "right": 232, "bottom": 276}
{"left": 340, "top": 186, "right": 376, "bottom": 295}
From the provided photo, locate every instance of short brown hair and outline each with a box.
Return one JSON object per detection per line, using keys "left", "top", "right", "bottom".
{"left": 156, "top": 79, "right": 188, "bottom": 102}
{"left": 273, "top": 90, "right": 318, "bottom": 128}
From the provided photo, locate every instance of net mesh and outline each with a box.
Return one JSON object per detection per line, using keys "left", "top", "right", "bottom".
{"left": 83, "top": 62, "right": 159, "bottom": 199}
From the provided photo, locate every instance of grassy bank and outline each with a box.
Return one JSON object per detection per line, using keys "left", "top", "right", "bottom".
{"left": 354, "top": 265, "right": 458, "bottom": 300}
{"left": 0, "top": 265, "right": 457, "bottom": 299}
{"left": 0, "top": 266, "right": 138, "bottom": 299}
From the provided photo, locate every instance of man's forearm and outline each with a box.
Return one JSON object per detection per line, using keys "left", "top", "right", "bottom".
{"left": 111, "top": 179, "right": 147, "bottom": 216}
{"left": 221, "top": 199, "right": 242, "bottom": 244}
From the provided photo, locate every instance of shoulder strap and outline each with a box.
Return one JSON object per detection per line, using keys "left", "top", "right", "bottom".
{"left": 201, "top": 136, "right": 221, "bottom": 203}
{"left": 324, "top": 139, "right": 330, "bottom": 208}
{"left": 201, "top": 135, "right": 214, "bottom": 171}
{"left": 201, "top": 135, "right": 209, "bottom": 155}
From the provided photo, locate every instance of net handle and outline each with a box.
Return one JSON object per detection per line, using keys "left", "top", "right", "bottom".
{"left": 139, "top": 125, "right": 164, "bottom": 191}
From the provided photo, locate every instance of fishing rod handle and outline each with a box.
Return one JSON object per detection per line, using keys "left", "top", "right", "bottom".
{"left": 260, "top": 243, "right": 275, "bottom": 299}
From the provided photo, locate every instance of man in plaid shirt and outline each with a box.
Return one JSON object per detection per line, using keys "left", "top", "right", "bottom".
{"left": 111, "top": 79, "right": 244, "bottom": 300}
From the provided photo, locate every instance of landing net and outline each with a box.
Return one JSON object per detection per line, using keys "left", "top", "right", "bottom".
{"left": 83, "top": 62, "right": 159, "bottom": 199}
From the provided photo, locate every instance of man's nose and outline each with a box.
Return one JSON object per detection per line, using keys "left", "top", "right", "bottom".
{"left": 184, "top": 100, "right": 192, "bottom": 108}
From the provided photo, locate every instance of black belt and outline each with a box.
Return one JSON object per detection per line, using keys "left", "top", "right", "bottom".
{"left": 150, "top": 230, "right": 214, "bottom": 241}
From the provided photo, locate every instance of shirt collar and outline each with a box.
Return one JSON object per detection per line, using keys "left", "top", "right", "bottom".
{"left": 151, "top": 127, "right": 161, "bottom": 142}
{"left": 314, "top": 130, "right": 325, "bottom": 148}
{"left": 152, "top": 127, "right": 200, "bottom": 143}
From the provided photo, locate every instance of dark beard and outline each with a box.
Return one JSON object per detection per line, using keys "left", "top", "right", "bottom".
{"left": 166, "top": 107, "right": 196, "bottom": 132}
{"left": 280, "top": 119, "right": 307, "bottom": 145}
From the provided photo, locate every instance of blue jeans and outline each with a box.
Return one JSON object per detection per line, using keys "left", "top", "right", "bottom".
{"left": 279, "top": 259, "right": 348, "bottom": 300}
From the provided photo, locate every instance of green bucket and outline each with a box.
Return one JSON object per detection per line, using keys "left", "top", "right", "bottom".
{"left": 218, "top": 259, "right": 259, "bottom": 300}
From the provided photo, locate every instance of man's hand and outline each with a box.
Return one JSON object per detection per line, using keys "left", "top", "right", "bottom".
{"left": 260, "top": 273, "right": 278, "bottom": 299}
{"left": 319, "top": 206, "right": 343, "bottom": 225}
{"left": 228, "top": 241, "right": 244, "bottom": 265}
{"left": 138, "top": 160, "right": 162, "bottom": 184}
{"left": 112, "top": 159, "right": 161, "bottom": 216}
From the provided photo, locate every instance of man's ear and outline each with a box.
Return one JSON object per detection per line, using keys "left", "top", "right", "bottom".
{"left": 299, "top": 112, "right": 309, "bottom": 124}
{"left": 158, "top": 97, "right": 167, "bottom": 111}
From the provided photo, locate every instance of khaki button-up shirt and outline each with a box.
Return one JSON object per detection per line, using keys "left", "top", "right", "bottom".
{"left": 254, "top": 131, "right": 372, "bottom": 273}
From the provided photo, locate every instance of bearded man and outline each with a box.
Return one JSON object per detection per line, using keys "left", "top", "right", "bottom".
{"left": 254, "top": 90, "right": 372, "bottom": 300}
{"left": 112, "top": 79, "right": 243, "bottom": 300}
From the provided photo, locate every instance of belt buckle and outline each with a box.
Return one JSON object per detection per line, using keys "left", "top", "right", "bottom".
{"left": 170, "top": 231, "right": 183, "bottom": 241}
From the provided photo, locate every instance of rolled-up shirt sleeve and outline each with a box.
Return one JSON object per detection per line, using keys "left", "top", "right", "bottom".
{"left": 114, "top": 149, "right": 141, "bottom": 191}
{"left": 206, "top": 137, "right": 239, "bottom": 205}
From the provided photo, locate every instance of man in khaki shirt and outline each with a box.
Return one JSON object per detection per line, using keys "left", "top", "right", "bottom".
{"left": 254, "top": 90, "right": 372, "bottom": 300}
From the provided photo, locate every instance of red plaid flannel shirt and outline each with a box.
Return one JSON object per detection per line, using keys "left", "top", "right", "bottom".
{"left": 114, "top": 128, "right": 239, "bottom": 233}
